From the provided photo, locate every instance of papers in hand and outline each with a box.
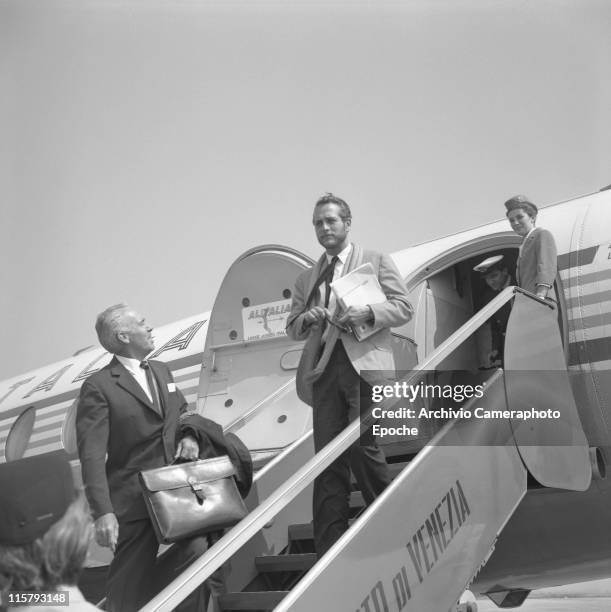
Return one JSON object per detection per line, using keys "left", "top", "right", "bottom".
{"left": 330, "top": 263, "right": 387, "bottom": 341}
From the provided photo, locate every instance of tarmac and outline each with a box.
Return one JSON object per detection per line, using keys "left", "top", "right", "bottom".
{"left": 476, "top": 578, "right": 611, "bottom": 611}
{"left": 477, "top": 599, "right": 611, "bottom": 611}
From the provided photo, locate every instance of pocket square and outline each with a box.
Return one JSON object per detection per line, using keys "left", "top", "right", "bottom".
{"left": 167, "top": 383, "right": 176, "bottom": 393}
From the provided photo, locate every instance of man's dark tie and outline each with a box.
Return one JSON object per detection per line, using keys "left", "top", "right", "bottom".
{"left": 305, "top": 255, "right": 340, "bottom": 309}
{"left": 140, "top": 361, "right": 163, "bottom": 415}
{"left": 323, "top": 255, "right": 340, "bottom": 308}
{"left": 305, "top": 255, "right": 339, "bottom": 310}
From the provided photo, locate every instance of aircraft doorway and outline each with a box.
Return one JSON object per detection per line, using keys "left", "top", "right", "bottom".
{"left": 397, "top": 247, "right": 520, "bottom": 371}
{"left": 381, "top": 243, "right": 570, "bottom": 459}
{"left": 398, "top": 245, "right": 566, "bottom": 371}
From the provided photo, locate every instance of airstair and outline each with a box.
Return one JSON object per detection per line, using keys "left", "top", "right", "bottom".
{"left": 140, "top": 274, "right": 591, "bottom": 612}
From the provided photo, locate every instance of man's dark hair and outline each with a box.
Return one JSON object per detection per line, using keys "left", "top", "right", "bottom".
{"left": 313, "top": 193, "right": 352, "bottom": 222}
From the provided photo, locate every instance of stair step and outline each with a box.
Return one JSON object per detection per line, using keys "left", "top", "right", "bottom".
{"left": 288, "top": 522, "right": 314, "bottom": 542}
{"left": 349, "top": 460, "right": 408, "bottom": 484}
{"left": 255, "top": 552, "right": 317, "bottom": 573}
{"left": 288, "top": 470, "right": 405, "bottom": 542}
{"left": 286, "top": 497, "right": 362, "bottom": 545}
{"left": 289, "top": 518, "right": 358, "bottom": 543}
{"left": 218, "top": 590, "right": 288, "bottom": 610}
{"left": 381, "top": 440, "right": 424, "bottom": 458}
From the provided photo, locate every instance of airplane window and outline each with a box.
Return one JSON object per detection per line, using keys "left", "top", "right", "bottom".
{"left": 280, "top": 349, "right": 302, "bottom": 370}
{"left": 61, "top": 399, "right": 78, "bottom": 455}
{"left": 5, "top": 406, "right": 36, "bottom": 462}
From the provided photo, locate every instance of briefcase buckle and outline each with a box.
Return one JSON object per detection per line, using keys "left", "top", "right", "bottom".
{"left": 187, "top": 476, "right": 206, "bottom": 504}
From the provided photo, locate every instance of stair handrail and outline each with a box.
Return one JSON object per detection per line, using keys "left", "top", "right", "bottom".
{"left": 140, "top": 285, "right": 536, "bottom": 611}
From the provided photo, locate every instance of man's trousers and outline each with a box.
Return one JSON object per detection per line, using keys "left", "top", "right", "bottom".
{"left": 106, "top": 517, "right": 225, "bottom": 612}
{"left": 311, "top": 341, "right": 391, "bottom": 556}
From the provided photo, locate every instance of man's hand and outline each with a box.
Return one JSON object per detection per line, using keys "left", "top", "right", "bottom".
{"left": 304, "top": 306, "right": 330, "bottom": 327}
{"left": 175, "top": 434, "right": 200, "bottom": 461}
{"left": 94, "top": 513, "right": 119, "bottom": 552}
{"left": 337, "top": 305, "right": 373, "bottom": 327}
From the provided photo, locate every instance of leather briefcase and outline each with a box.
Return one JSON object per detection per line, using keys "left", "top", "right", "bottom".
{"left": 139, "top": 455, "right": 248, "bottom": 544}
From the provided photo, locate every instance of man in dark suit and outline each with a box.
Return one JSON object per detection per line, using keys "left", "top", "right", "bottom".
{"left": 286, "top": 193, "right": 413, "bottom": 555}
{"left": 76, "top": 304, "right": 211, "bottom": 612}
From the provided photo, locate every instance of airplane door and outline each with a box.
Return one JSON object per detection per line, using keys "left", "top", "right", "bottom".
{"left": 424, "top": 266, "right": 479, "bottom": 371}
{"left": 196, "top": 245, "right": 314, "bottom": 450}
{"left": 504, "top": 291, "right": 591, "bottom": 490}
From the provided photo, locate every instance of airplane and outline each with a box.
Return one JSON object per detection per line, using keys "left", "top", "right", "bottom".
{"left": 1, "top": 186, "right": 611, "bottom": 611}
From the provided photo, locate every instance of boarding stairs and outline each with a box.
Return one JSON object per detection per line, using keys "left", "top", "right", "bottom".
{"left": 216, "top": 442, "right": 411, "bottom": 611}
{"left": 140, "top": 287, "right": 590, "bottom": 612}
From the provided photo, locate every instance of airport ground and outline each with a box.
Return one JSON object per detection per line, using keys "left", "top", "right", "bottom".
{"left": 477, "top": 578, "right": 611, "bottom": 611}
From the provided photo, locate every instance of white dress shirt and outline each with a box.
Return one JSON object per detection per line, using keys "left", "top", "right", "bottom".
{"left": 319, "top": 242, "right": 353, "bottom": 316}
{"left": 319, "top": 243, "right": 352, "bottom": 343}
{"left": 116, "top": 355, "right": 153, "bottom": 403}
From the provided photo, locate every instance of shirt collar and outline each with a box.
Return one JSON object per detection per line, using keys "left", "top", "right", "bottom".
{"left": 116, "top": 354, "right": 143, "bottom": 373}
{"left": 326, "top": 242, "right": 352, "bottom": 264}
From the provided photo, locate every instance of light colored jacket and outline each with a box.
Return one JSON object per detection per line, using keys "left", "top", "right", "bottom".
{"left": 286, "top": 244, "right": 412, "bottom": 404}
{"left": 517, "top": 227, "right": 557, "bottom": 293}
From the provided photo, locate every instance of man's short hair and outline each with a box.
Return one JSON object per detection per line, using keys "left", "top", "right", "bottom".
{"left": 95, "top": 303, "right": 130, "bottom": 354}
{"left": 313, "top": 193, "right": 352, "bottom": 222}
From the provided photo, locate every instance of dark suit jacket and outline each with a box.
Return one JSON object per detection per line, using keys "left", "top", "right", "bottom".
{"left": 76, "top": 357, "right": 187, "bottom": 521}
{"left": 517, "top": 227, "right": 557, "bottom": 294}
{"left": 286, "top": 244, "right": 412, "bottom": 405}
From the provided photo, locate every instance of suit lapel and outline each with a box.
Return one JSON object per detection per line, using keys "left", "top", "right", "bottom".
{"left": 342, "top": 243, "right": 363, "bottom": 276}
{"left": 327, "top": 243, "right": 361, "bottom": 319}
{"left": 110, "top": 357, "right": 161, "bottom": 416}
{"left": 305, "top": 253, "right": 329, "bottom": 305}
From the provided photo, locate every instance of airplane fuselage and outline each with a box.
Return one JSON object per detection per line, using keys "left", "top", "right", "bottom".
{"left": 1, "top": 189, "right": 611, "bottom": 594}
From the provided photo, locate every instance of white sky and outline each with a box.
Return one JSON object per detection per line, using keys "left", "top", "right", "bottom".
{"left": 2, "top": 0, "right": 611, "bottom": 379}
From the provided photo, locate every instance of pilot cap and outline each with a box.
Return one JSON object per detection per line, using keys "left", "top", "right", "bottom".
{"left": 504, "top": 194, "right": 538, "bottom": 217}
{"left": 473, "top": 255, "right": 505, "bottom": 274}
{"left": 0, "top": 452, "right": 75, "bottom": 546}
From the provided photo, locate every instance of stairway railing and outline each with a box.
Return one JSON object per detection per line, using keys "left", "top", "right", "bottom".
{"left": 140, "top": 286, "right": 527, "bottom": 612}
